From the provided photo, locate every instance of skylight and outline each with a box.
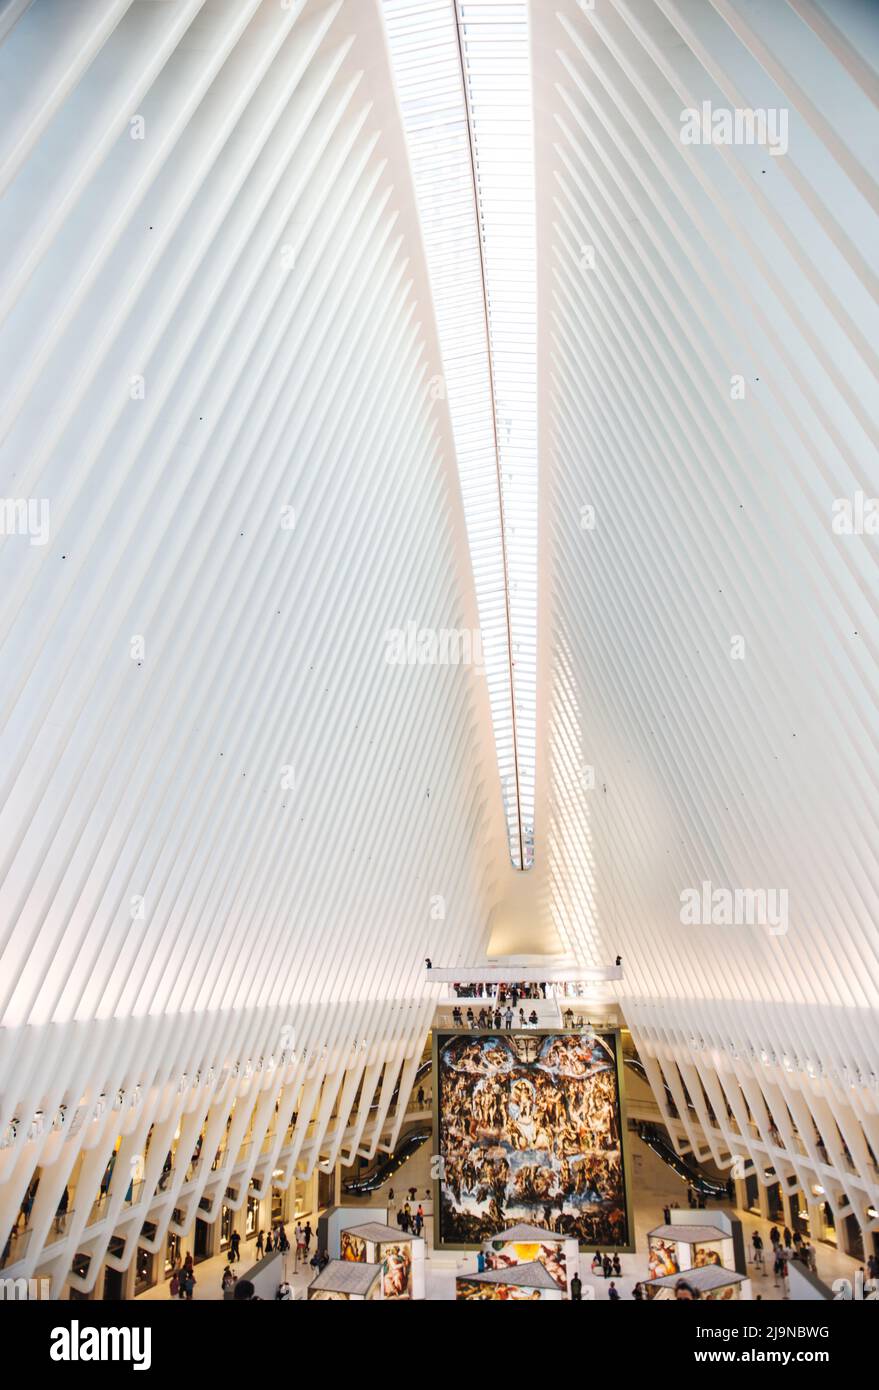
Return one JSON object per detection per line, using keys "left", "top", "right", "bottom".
{"left": 382, "top": 0, "right": 538, "bottom": 868}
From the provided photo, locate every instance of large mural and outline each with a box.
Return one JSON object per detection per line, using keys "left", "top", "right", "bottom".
{"left": 435, "top": 1030, "right": 630, "bottom": 1247}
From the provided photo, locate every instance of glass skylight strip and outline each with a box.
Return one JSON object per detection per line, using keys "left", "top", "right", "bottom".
{"left": 382, "top": 0, "right": 537, "bottom": 868}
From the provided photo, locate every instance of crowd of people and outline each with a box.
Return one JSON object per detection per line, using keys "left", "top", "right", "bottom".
{"left": 450, "top": 1000, "right": 592, "bottom": 1032}
{"left": 255, "top": 1219, "right": 311, "bottom": 1262}
{"left": 452, "top": 1004, "right": 542, "bottom": 1030}
{"left": 168, "top": 1252, "right": 198, "bottom": 1300}
{"left": 747, "top": 1223, "right": 818, "bottom": 1293}
{"left": 452, "top": 981, "right": 548, "bottom": 1001}
{"left": 394, "top": 1202, "right": 425, "bottom": 1236}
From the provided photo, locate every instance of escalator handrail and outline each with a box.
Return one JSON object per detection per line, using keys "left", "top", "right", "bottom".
{"left": 342, "top": 1126, "right": 432, "bottom": 1194}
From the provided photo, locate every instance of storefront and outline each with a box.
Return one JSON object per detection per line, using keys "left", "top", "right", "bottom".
{"left": 271, "top": 1186, "right": 284, "bottom": 1225}
{"left": 134, "top": 1245, "right": 156, "bottom": 1295}
{"left": 765, "top": 1181, "right": 784, "bottom": 1222}
{"left": 220, "top": 1203, "right": 234, "bottom": 1251}
{"left": 193, "top": 1217, "right": 212, "bottom": 1262}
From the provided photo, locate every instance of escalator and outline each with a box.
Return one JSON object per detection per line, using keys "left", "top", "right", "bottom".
{"left": 636, "top": 1121, "right": 729, "bottom": 1200}
{"left": 624, "top": 1055, "right": 678, "bottom": 1113}
{"left": 342, "top": 1125, "right": 431, "bottom": 1195}
{"left": 624, "top": 1056, "right": 731, "bottom": 1198}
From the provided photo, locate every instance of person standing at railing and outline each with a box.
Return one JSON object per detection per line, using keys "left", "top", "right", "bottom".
{"left": 54, "top": 1185, "right": 69, "bottom": 1233}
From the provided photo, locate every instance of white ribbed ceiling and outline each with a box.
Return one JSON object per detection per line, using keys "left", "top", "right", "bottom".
{"left": 1, "top": 0, "right": 878, "bottom": 1287}
{"left": 382, "top": 0, "right": 539, "bottom": 869}
{"left": 0, "top": 0, "right": 507, "bottom": 1290}
{"left": 531, "top": 0, "right": 879, "bottom": 1235}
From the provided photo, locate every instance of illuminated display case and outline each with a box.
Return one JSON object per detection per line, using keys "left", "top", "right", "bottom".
{"left": 482, "top": 1223, "right": 580, "bottom": 1297}
{"left": 456, "top": 1261, "right": 563, "bottom": 1301}
{"left": 337, "top": 1221, "right": 426, "bottom": 1300}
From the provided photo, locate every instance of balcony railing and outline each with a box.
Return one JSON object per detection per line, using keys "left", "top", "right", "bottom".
{"left": 0, "top": 1226, "right": 31, "bottom": 1269}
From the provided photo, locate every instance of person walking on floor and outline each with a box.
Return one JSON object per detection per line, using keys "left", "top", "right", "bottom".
{"left": 256, "top": 1229, "right": 264, "bottom": 1257}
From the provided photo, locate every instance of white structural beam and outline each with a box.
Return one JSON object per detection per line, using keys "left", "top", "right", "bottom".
{"left": 425, "top": 964, "right": 621, "bottom": 983}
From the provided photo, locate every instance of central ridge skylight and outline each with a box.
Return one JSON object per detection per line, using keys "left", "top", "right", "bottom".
{"left": 382, "top": 0, "right": 537, "bottom": 868}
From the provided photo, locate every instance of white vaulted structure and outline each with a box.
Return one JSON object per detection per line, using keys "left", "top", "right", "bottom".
{"left": 0, "top": 0, "right": 878, "bottom": 1296}
{"left": 0, "top": 0, "right": 508, "bottom": 1293}
{"left": 531, "top": 0, "right": 879, "bottom": 1245}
